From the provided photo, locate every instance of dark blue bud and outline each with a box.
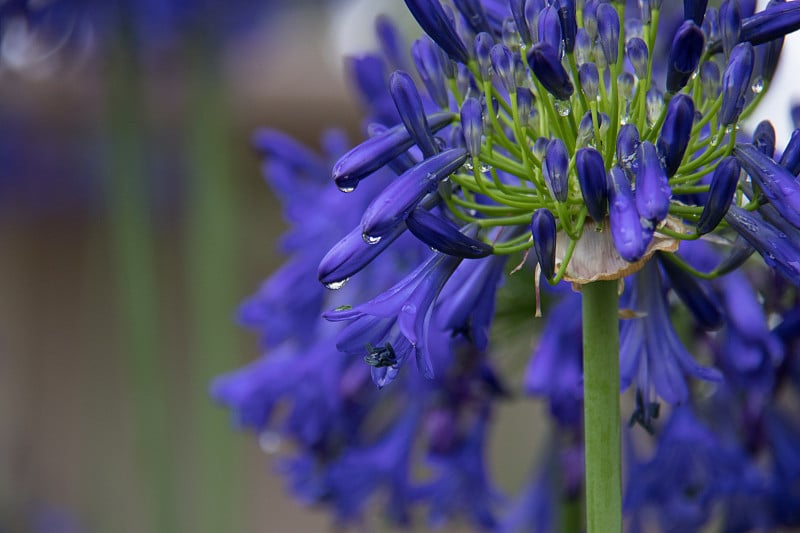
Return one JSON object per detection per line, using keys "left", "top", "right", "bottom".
{"left": 332, "top": 112, "right": 455, "bottom": 191}
{"left": 407, "top": 208, "right": 493, "bottom": 258}
{"left": 453, "top": 0, "right": 493, "bottom": 36}
{"left": 576, "top": 147, "right": 609, "bottom": 222}
{"left": 666, "top": 20, "right": 705, "bottom": 93}
{"left": 720, "top": 42, "right": 754, "bottom": 127}
{"left": 583, "top": 0, "right": 599, "bottom": 40}
{"left": 734, "top": 143, "right": 800, "bottom": 227}
{"left": 616, "top": 123, "right": 640, "bottom": 175}
{"left": 556, "top": 0, "right": 578, "bottom": 53}
{"left": 490, "top": 44, "right": 516, "bottom": 94}
{"left": 597, "top": 3, "right": 621, "bottom": 65}
{"left": 659, "top": 254, "right": 724, "bottom": 330}
{"left": 753, "top": 120, "right": 776, "bottom": 157}
{"left": 579, "top": 61, "right": 600, "bottom": 101}
{"left": 475, "top": 32, "right": 494, "bottom": 80}
{"left": 404, "top": 0, "right": 470, "bottom": 63}
{"left": 376, "top": 15, "right": 409, "bottom": 71}
{"left": 362, "top": 148, "right": 469, "bottom": 239}
{"left": 527, "top": 42, "right": 575, "bottom": 100}
{"left": 725, "top": 206, "right": 800, "bottom": 285}
{"left": 460, "top": 97, "right": 484, "bottom": 157}
{"left": 626, "top": 37, "right": 649, "bottom": 80}
{"left": 636, "top": 141, "right": 671, "bottom": 223}
{"left": 657, "top": 94, "right": 695, "bottom": 177}
{"left": 538, "top": 6, "right": 563, "bottom": 54}
{"left": 683, "top": 0, "right": 709, "bottom": 25}
{"left": 780, "top": 129, "right": 800, "bottom": 175}
{"left": 390, "top": 71, "right": 439, "bottom": 158}
{"left": 531, "top": 209, "right": 557, "bottom": 278}
{"left": 510, "top": 0, "right": 532, "bottom": 43}
{"left": 719, "top": 1, "right": 742, "bottom": 58}
{"left": 318, "top": 224, "right": 406, "bottom": 285}
{"left": 700, "top": 61, "right": 721, "bottom": 101}
{"left": 739, "top": 2, "right": 800, "bottom": 47}
{"left": 543, "top": 138, "right": 570, "bottom": 202}
{"left": 609, "top": 165, "right": 651, "bottom": 262}
{"left": 412, "top": 37, "right": 450, "bottom": 108}
{"left": 516, "top": 87, "right": 534, "bottom": 124}
{"left": 574, "top": 28, "right": 593, "bottom": 65}
{"left": 696, "top": 156, "right": 740, "bottom": 234}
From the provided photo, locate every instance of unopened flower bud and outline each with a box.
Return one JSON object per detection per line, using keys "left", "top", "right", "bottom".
{"left": 635, "top": 141, "right": 671, "bottom": 223}
{"left": 753, "top": 120, "right": 776, "bottom": 157}
{"left": 531, "top": 209, "right": 557, "bottom": 278}
{"left": 460, "top": 97, "right": 484, "bottom": 157}
{"left": 696, "top": 156, "right": 740, "bottom": 235}
{"left": 597, "top": 3, "right": 621, "bottom": 65}
{"left": 626, "top": 37, "right": 649, "bottom": 80}
{"left": 407, "top": 208, "right": 493, "bottom": 258}
{"left": 527, "top": 42, "right": 574, "bottom": 100}
{"left": 657, "top": 94, "right": 695, "bottom": 177}
{"left": 720, "top": 43, "right": 754, "bottom": 127}
{"left": 543, "top": 138, "right": 570, "bottom": 202}
{"left": 666, "top": 20, "right": 705, "bottom": 93}
{"left": 576, "top": 147, "right": 609, "bottom": 222}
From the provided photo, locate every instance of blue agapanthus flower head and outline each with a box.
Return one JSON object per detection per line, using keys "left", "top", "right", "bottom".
{"left": 213, "top": 0, "right": 800, "bottom": 530}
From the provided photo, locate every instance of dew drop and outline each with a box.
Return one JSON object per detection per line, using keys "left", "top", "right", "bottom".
{"left": 710, "top": 135, "right": 720, "bottom": 147}
{"left": 464, "top": 160, "right": 474, "bottom": 171}
{"left": 324, "top": 278, "right": 349, "bottom": 290}
{"left": 362, "top": 233, "right": 382, "bottom": 245}
{"left": 259, "top": 431, "right": 282, "bottom": 454}
{"left": 554, "top": 99, "right": 572, "bottom": 116}
{"left": 751, "top": 77, "right": 764, "bottom": 94}
{"left": 338, "top": 185, "right": 355, "bottom": 193}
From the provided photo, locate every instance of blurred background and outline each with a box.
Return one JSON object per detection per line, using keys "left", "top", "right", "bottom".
{"left": 0, "top": 0, "right": 798, "bottom": 532}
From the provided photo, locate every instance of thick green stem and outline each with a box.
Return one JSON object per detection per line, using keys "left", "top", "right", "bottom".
{"left": 582, "top": 280, "right": 622, "bottom": 533}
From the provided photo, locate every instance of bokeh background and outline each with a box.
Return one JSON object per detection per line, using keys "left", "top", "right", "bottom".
{"left": 0, "top": 1, "right": 798, "bottom": 532}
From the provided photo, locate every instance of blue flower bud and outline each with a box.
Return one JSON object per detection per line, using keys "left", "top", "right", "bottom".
{"left": 696, "top": 156, "right": 740, "bottom": 235}
{"left": 609, "top": 165, "right": 651, "bottom": 262}
{"left": 527, "top": 42, "right": 575, "bottom": 100}
{"left": 490, "top": 44, "right": 516, "bottom": 94}
{"left": 734, "top": 143, "right": 800, "bottom": 227}
{"left": 533, "top": 137, "right": 549, "bottom": 159}
{"left": 626, "top": 37, "right": 649, "bottom": 80}
{"left": 365, "top": 123, "right": 419, "bottom": 175}
{"left": 556, "top": 0, "right": 578, "bottom": 53}
{"left": 657, "top": 94, "right": 695, "bottom": 177}
{"left": 407, "top": 208, "right": 493, "bottom": 258}
{"left": 502, "top": 17, "right": 522, "bottom": 50}
{"left": 597, "top": 3, "right": 621, "bottom": 65}
{"left": 725, "top": 206, "right": 800, "bottom": 285}
{"left": 666, "top": 20, "right": 705, "bottom": 93}
{"left": 460, "top": 97, "right": 484, "bottom": 157}
{"left": 574, "top": 28, "right": 592, "bottom": 65}
{"left": 700, "top": 61, "right": 721, "bottom": 102}
{"left": 636, "top": 141, "right": 671, "bottom": 223}
{"left": 538, "top": 6, "right": 563, "bottom": 54}
{"left": 531, "top": 209, "right": 557, "bottom": 278}
{"left": 453, "top": 0, "right": 493, "bottom": 36}
{"left": 626, "top": 18, "right": 644, "bottom": 40}
{"left": 474, "top": 32, "right": 493, "bottom": 80}
{"left": 739, "top": 1, "right": 800, "bottom": 47}
{"left": 616, "top": 123, "right": 640, "bottom": 176}
{"left": 524, "top": 0, "right": 547, "bottom": 42}
{"left": 779, "top": 129, "right": 800, "bottom": 175}
{"left": 579, "top": 61, "right": 600, "bottom": 101}
{"left": 714, "top": 235, "right": 755, "bottom": 275}
{"left": 390, "top": 71, "right": 440, "bottom": 159}
{"left": 659, "top": 253, "right": 724, "bottom": 330}
{"left": 516, "top": 87, "right": 534, "bottom": 124}
{"left": 719, "top": 0, "right": 742, "bottom": 58}
{"left": 753, "top": 120, "right": 776, "bottom": 156}
{"left": 683, "top": 0, "right": 709, "bottom": 25}
{"left": 618, "top": 72, "right": 635, "bottom": 101}
{"left": 719, "top": 43, "right": 755, "bottom": 127}
{"left": 412, "top": 37, "right": 449, "bottom": 108}
{"left": 510, "top": 0, "right": 532, "bottom": 43}
{"left": 456, "top": 63, "right": 477, "bottom": 98}
{"left": 361, "top": 148, "right": 469, "bottom": 239}
{"left": 577, "top": 110, "right": 608, "bottom": 147}
{"left": 543, "top": 138, "right": 570, "bottom": 202}
{"left": 318, "top": 224, "right": 406, "bottom": 286}
{"left": 756, "top": 1, "right": 786, "bottom": 87}
{"left": 404, "top": 0, "right": 470, "bottom": 63}
{"left": 332, "top": 112, "right": 455, "bottom": 191}
{"left": 583, "top": 0, "right": 599, "bottom": 40}
{"left": 646, "top": 87, "right": 664, "bottom": 125}
{"left": 703, "top": 6, "right": 720, "bottom": 42}
{"left": 576, "top": 147, "right": 609, "bottom": 222}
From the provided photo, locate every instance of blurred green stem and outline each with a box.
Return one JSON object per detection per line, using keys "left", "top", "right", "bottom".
{"left": 581, "top": 280, "right": 622, "bottom": 533}
{"left": 107, "top": 34, "right": 176, "bottom": 532}
{"left": 185, "top": 30, "right": 242, "bottom": 533}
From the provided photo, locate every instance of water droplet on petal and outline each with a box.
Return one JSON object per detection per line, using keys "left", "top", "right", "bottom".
{"left": 338, "top": 185, "right": 355, "bottom": 193}
{"left": 555, "top": 99, "right": 572, "bottom": 116}
{"left": 324, "top": 278, "right": 349, "bottom": 290}
{"left": 362, "top": 233, "right": 382, "bottom": 245}
{"left": 751, "top": 77, "right": 764, "bottom": 94}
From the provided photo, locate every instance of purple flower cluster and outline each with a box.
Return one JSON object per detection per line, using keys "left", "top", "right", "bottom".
{"left": 214, "top": 0, "right": 800, "bottom": 530}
